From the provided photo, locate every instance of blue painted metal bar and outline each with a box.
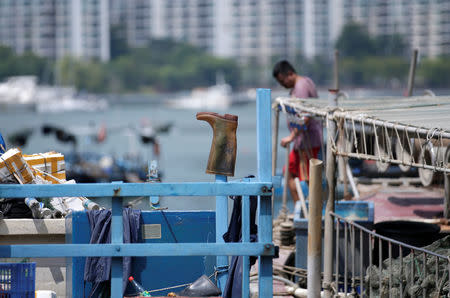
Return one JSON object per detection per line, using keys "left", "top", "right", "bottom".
{"left": 0, "top": 243, "right": 275, "bottom": 258}
{"left": 215, "top": 174, "right": 229, "bottom": 292}
{"left": 111, "top": 182, "right": 123, "bottom": 297}
{"left": 0, "top": 182, "right": 271, "bottom": 198}
{"left": 111, "top": 258, "right": 122, "bottom": 298}
{"left": 257, "top": 88, "right": 273, "bottom": 297}
{"left": 242, "top": 194, "right": 250, "bottom": 298}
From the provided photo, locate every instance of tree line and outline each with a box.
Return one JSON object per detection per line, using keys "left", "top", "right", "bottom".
{"left": 285, "top": 22, "right": 450, "bottom": 90}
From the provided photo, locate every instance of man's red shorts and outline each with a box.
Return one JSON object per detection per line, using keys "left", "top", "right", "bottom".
{"left": 285, "top": 147, "right": 321, "bottom": 181}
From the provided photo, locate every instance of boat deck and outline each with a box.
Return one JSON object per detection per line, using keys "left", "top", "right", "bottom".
{"left": 358, "top": 184, "right": 444, "bottom": 223}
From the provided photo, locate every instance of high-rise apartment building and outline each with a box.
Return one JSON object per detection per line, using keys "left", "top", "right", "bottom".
{"left": 330, "top": 0, "right": 450, "bottom": 58}
{"left": 0, "top": 0, "right": 448, "bottom": 64}
{"left": 0, "top": 0, "right": 110, "bottom": 61}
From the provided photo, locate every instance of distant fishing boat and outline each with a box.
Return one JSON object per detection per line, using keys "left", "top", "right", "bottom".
{"left": 165, "top": 72, "right": 233, "bottom": 110}
{"left": 0, "top": 76, "right": 108, "bottom": 113}
{"left": 166, "top": 82, "right": 232, "bottom": 110}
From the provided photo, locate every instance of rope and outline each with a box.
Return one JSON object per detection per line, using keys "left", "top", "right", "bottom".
{"left": 160, "top": 209, "right": 178, "bottom": 243}
{"left": 276, "top": 97, "right": 450, "bottom": 174}
{"left": 148, "top": 282, "right": 192, "bottom": 293}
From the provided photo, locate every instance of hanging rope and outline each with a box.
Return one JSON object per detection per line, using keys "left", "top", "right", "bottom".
{"left": 274, "top": 96, "right": 450, "bottom": 174}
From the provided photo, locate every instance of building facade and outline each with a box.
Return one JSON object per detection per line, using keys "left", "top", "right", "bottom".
{"left": 0, "top": 0, "right": 110, "bottom": 61}
{"left": 0, "top": 0, "right": 448, "bottom": 63}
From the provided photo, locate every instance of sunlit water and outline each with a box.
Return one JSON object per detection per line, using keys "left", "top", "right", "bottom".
{"left": 1, "top": 88, "right": 448, "bottom": 213}
{"left": 0, "top": 97, "right": 291, "bottom": 212}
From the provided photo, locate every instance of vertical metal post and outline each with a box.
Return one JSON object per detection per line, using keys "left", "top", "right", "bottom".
{"left": 216, "top": 174, "right": 228, "bottom": 292}
{"left": 111, "top": 183, "right": 123, "bottom": 298}
{"left": 323, "top": 90, "right": 338, "bottom": 298}
{"left": 445, "top": 171, "right": 450, "bottom": 219}
{"left": 333, "top": 50, "right": 339, "bottom": 91}
{"left": 445, "top": 148, "right": 450, "bottom": 218}
{"left": 257, "top": 88, "right": 273, "bottom": 298}
{"left": 307, "top": 159, "right": 323, "bottom": 298}
{"left": 344, "top": 222, "right": 348, "bottom": 295}
{"left": 281, "top": 144, "right": 290, "bottom": 220}
{"left": 272, "top": 108, "right": 280, "bottom": 177}
{"left": 272, "top": 108, "right": 280, "bottom": 216}
{"left": 360, "top": 229, "right": 363, "bottom": 295}
{"left": 406, "top": 49, "right": 418, "bottom": 97}
{"left": 242, "top": 190, "right": 250, "bottom": 298}
{"left": 335, "top": 218, "right": 340, "bottom": 294}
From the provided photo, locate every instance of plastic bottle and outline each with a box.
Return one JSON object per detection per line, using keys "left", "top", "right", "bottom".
{"left": 82, "top": 199, "right": 100, "bottom": 211}
{"left": 128, "top": 276, "right": 151, "bottom": 297}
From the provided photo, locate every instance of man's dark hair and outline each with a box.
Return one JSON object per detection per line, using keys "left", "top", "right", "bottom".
{"left": 272, "top": 60, "right": 297, "bottom": 78}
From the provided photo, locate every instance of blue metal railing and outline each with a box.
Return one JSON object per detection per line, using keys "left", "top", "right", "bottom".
{"left": 0, "top": 89, "right": 275, "bottom": 298}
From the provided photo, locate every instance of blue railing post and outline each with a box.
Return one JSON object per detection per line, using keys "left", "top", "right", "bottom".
{"left": 242, "top": 181, "right": 250, "bottom": 298}
{"left": 111, "top": 182, "right": 123, "bottom": 298}
{"left": 215, "top": 174, "right": 229, "bottom": 291}
{"left": 257, "top": 88, "right": 273, "bottom": 297}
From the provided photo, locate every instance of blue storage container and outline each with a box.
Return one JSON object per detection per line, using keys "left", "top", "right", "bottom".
{"left": 66, "top": 210, "right": 216, "bottom": 297}
{"left": 0, "top": 262, "right": 36, "bottom": 297}
{"left": 294, "top": 200, "right": 374, "bottom": 275}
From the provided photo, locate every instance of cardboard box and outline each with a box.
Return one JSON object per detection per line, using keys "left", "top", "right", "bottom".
{"left": 24, "top": 152, "right": 66, "bottom": 184}
{"left": 0, "top": 148, "right": 35, "bottom": 184}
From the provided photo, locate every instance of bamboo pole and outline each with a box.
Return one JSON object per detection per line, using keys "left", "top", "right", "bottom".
{"left": 307, "top": 158, "right": 324, "bottom": 298}
{"left": 323, "top": 90, "right": 338, "bottom": 298}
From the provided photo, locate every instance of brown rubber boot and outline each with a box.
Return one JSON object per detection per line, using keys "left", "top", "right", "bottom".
{"left": 196, "top": 112, "right": 238, "bottom": 176}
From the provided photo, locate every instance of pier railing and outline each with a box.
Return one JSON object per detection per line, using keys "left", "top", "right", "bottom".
{"left": 0, "top": 89, "right": 276, "bottom": 298}
{"left": 329, "top": 212, "right": 450, "bottom": 297}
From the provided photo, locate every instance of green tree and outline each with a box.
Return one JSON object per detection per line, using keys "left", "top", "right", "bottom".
{"left": 110, "top": 25, "right": 129, "bottom": 59}
{"left": 375, "top": 34, "right": 407, "bottom": 57}
{"left": 336, "top": 22, "right": 376, "bottom": 58}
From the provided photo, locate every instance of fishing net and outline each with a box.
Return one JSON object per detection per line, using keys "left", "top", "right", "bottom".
{"left": 364, "top": 235, "right": 450, "bottom": 297}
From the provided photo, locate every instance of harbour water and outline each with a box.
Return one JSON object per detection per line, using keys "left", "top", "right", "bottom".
{"left": 1, "top": 87, "right": 448, "bottom": 212}
{"left": 0, "top": 95, "right": 290, "bottom": 212}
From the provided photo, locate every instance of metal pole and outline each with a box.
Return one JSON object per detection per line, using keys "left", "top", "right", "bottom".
{"left": 281, "top": 144, "right": 290, "bottom": 220}
{"left": 307, "top": 159, "right": 324, "bottom": 298}
{"left": 111, "top": 182, "right": 124, "bottom": 298}
{"left": 272, "top": 108, "right": 280, "bottom": 176}
{"left": 215, "top": 174, "right": 228, "bottom": 292}
{"left": 333, "top": 50, "right": 339, "bottom": 91}
{"left": 406, "top": 49, "right": 418, "bottom": 97}
{"left": 323, "top": 90, "right": 338, "bottom": 298}
{"left": 272, "top": 108, "right": 280, "bottom": 216}
{"left": 257, "top": 88, "right": 273, "bottom": 298}
{"left": 445, "top": 148, "right": 450, "bottom": 218}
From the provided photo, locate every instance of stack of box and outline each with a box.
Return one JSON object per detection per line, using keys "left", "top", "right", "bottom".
{"left": 0, "top": 148, "right": 35, "bottom": 184}
{"left": 23, "top": 152, "right": 66, "bottom": 184}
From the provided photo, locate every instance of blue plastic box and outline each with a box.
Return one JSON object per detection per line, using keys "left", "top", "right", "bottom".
{"left": 0, "top": 262, "right": 36, "bottom": 297}
{"left": 294, "top": 200, "right": 374, "bottom": 274}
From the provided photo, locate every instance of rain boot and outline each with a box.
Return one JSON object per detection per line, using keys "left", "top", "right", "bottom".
{"left": 196, "top": 112, "right": 238, "bottom": 176}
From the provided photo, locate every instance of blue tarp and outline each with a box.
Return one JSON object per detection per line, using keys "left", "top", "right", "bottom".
{"left": 0, "top": 133, "right": 5, "bottom": 154}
